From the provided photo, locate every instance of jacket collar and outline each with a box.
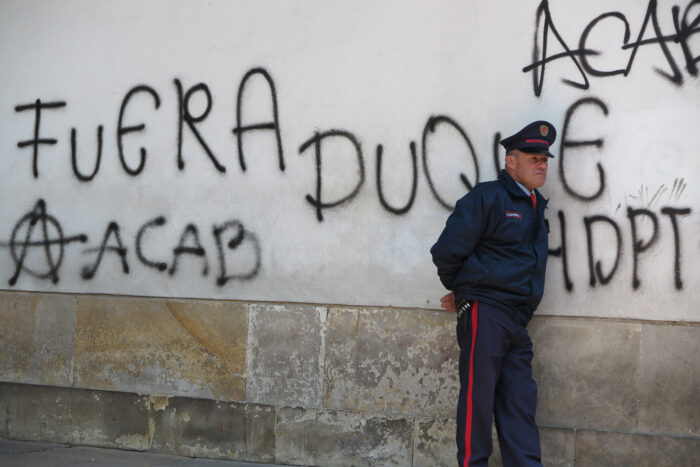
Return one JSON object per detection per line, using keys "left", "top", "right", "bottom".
{"left": 498, "top": 169, "right": 529, "bottom": 199}
{"left": 498, "top": 169, "right": 549, "bottom": 209}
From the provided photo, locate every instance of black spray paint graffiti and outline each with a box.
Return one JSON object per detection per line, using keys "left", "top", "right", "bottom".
{"left": 15, "top": 70, "right": 284, "bottom": 179}
{"left": 174, "top": 79, "right": 226, "bottom": 173}
{"left": 81, "top": 222, "right": 128, "bottom": 280}
{"left": 12, "top": 67, "right": 498, "bottom": 221}
{"left": 233, "top": 67, "right": 285, "bottom": 172}
{"left": 422, "top": 116, "right": 481, "bottom": 211}
{"left": 1, "top": 200, "right": 261, "bottom": 287}
{"left": 559, "top": 97, "right": 608, "bottom": 201}
{"left": 15, "top": 68, "right": 667, "bottom": 225}
{"left": 118, "top": 85, "right": 160, "bottom": 175}
{"left": 525, "top": 0, "right": 700, "bottom": 96}
{"left": 169, "top": 223, "right": 209, "bottom": 276}
{"left": 548, "top": 206, "right": 692, "bottom": 292}
{"left": 15, "top": 100, "right": 67, "bottom": 178}
{"left": 10, "top": 69, "right": 618, "bottom": 222}
{"left": 10, "top": 68, "right": 696, "bottom": 293}
{"left": 375, "top": 142, "right": 418, "bottom": 215}
{"left": 298, "top": 130, "right": 365, "bottom": 222}
{"left": 4, "top": 199, "right": 87, "bottom": 285}
{"left": 71, "top": 125, "right": 103, "bottom": 181}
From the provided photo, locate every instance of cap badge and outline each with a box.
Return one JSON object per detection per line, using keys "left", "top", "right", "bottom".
{"left": 540, "top": 125, "right": 549, "bottom": 137}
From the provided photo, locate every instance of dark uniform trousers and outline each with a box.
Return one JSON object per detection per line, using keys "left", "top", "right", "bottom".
{"left": 456, "top": 301, "right": 542, "bottom": 467}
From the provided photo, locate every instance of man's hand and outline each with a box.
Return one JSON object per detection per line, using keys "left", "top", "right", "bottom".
{"left": 440, "top": 292, "right": 456, "bottom": 313}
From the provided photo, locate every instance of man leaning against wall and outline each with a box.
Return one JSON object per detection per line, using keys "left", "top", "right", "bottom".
{"left": 431, "top": 120, "right": 556, "bottom": 466}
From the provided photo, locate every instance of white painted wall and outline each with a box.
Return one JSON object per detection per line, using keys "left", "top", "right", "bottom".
{"left": 1, "top": 0, "right": 698, "bottom": 321}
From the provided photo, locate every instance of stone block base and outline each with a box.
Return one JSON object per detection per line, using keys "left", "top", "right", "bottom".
{"left": 3, "top": 382, "right": 699, "bottom": 466}
{"left": 1, "top": 292, "right": 699, "bottom": 465}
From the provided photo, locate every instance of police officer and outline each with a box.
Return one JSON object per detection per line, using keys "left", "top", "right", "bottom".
{"left": 431, "top": 121, "right": 555, "bottom": 466}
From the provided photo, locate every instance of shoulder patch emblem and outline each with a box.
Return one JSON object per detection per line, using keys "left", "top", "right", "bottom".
{"left": 505, "top": 211, "right": 522, "bottom": 220}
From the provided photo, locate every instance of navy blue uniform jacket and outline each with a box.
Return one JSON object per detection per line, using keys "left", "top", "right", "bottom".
{"left": 430, "top": 170, "right": 549, "bottom": 324}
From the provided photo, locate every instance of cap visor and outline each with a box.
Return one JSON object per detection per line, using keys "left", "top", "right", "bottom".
{"left": 520, "top": 147, "right": 555, "bottom": 158}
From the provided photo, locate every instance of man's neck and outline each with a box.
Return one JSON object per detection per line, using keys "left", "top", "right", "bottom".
{"left": 514, "top": 180, "right": 532, "bottom": 196}
{"left": 504, "top": 169, "right": 533, "bottom": 194}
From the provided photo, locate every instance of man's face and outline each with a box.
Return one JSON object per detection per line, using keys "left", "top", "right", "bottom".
{"left": 505, "top": 150, "right": 549, "bottom": 191}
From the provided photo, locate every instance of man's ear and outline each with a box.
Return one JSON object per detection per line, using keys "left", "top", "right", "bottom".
{"left": 505, "top": 154, "right": 514, "bottom": 170}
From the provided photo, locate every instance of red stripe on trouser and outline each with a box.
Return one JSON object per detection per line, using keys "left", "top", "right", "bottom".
{"left": 463, "top": 302, "right": 479, "bottom": 467}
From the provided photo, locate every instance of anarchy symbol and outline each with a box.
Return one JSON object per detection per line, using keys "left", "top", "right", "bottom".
{"left": 6, "top": 199, "right": 87, "bottom": 285}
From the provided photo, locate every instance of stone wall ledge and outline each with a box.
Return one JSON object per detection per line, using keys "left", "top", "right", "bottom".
{"left": 537, "top": 424, "right": 700, "bottom": 442}
{"left": 3, "top": 382, "right": 700, "bottom": 466}
{"left": 3, "top": 288, "right": 700, "bottom": 326}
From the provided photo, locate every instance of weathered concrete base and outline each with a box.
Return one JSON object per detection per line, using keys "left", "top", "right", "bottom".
{"left": 2, "top": 382, "right": 150, "bottom": 450}
{"left": 1, "top": 291, "right": 699, "bottom": 465}
{"left": 149, "top": 395, "right": 276, "bottom": 463}
{"left": 0, "top": 383, "right": 445, "bottom": 465}
{"left": 276, "top": 407, "right": 414, "bottom": 466}
{"left": 3, "top": 382, "right": 699, "bottom": 466}
{"left": 0, "top": 383, "right": 573, "bottom": 466}
{"left": 574, "top": 429, "right": 700, "bottom": 467}
{"left": 413, "top": 418, "right": 456, "bottom": 466}
{"left": 0, "top": 437, "right": 262, "bottom": 466}
{"left": 529, "top": 316, "right": 700, "bottom": 437}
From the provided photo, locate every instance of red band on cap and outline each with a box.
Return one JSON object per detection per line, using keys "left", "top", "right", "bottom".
{"left": 525, "top": 139, "right": 550, "bottom": 146}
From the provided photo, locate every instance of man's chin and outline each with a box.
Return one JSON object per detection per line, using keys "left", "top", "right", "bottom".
{"left": 532, "top": 177, "right": 547, "bottom": 189}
